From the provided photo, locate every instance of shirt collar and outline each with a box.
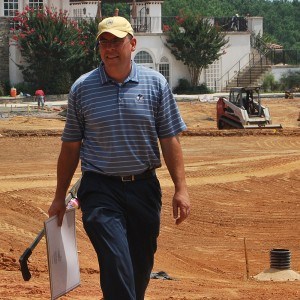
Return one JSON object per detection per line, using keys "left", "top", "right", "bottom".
{"left": 98, "top": 61, "right": 139, "bottom": 85}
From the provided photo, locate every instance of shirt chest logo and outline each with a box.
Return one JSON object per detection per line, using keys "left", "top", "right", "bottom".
{"left": 136, "top": 94, "right": 144, "bottom": 103}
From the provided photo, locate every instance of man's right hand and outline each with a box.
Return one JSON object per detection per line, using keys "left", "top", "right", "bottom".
{"left": 48, "top": 141, "right": 81, "bottom": 226}
{"left": 48, "top": 198, "right": 66, "bottom": 226}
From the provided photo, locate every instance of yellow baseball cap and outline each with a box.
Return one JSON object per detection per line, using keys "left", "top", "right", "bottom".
{"left": 97, "top": 16, "right": 134, "bottom": 40}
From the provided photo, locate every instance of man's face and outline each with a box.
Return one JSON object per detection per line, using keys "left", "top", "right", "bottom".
{"left": 98, "top": 32, "right": 136, "bottom": 71}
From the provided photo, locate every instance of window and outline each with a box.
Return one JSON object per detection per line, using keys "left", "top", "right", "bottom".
{"left": 205, "top": 59, "right": 221, "bottom": 92}
{"left": 4, "top": 0, "right": 18, "bottom": 30}
{"left": 134, "top": 51, "right": 154, "bottom": 69}
{"left": 4, "top": 0, "right": 18, "bottom": 17}
{"left": 73, "top": 9, "right": 83, "bottom": 18}
{"left": 159, "top": 56, "right": 170, "bottom": 83}
{"left": 28, "top": 0, "right": 44, "bottom": 9}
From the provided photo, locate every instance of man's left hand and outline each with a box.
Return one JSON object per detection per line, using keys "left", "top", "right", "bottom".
{"left": 172, "top": 189, "right": 190, "bottom": 225}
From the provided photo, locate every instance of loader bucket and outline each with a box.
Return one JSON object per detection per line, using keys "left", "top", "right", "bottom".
{"left": 243, "top": 124, "right": 283, "bottom": 129}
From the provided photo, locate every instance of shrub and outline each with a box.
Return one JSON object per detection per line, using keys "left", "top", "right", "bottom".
{"left": 13, "top": 82, "right": 35, "bottom": 95}
{"left": 48, "top": 71, "right": 72, "bottom": 95}
{"left": 279, "top": 70, "right": 300, "bottom": 91}
{"left": 0, "top": 81, "right": 10, "bottom": 96}
{"left": 261, "top": 72, "right": 279, "bottom": 92}
{"left": 189, "top": 84, "right": 212, "bottom": 94}
{"left": 173, "top": 78, "right": 212, "bottom": 94}
{"left": 0, "top": 84, "right": 5, "bottom": 97}
{"left": 173, "top": 78, "right": 191, "bottom": 94}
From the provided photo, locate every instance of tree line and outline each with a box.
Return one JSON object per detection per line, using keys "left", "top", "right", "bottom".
{"left": 162, "top": 0, "right": 300, "bottom": 50}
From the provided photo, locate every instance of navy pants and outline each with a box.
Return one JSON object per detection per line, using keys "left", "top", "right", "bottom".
{"left": 78, "top": 171, "right": 162, "bottom": 300}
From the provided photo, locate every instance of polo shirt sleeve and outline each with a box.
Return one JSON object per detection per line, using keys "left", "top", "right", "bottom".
{"left": 61, "top": 84, "right": 84, "bottom": 142}
{"left": 156, "top": 81, "right": 187, "bottom": 139}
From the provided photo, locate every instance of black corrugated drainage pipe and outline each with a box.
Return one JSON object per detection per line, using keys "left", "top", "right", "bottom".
{"left": 270, "top": 248, "right": 291, "bottom": 270}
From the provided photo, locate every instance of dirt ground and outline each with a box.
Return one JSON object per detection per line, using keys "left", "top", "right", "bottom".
{"left": 0, "top": 98, "right": 300, "bottom": 300}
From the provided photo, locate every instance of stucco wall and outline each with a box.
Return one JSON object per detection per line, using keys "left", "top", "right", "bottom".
{"left": 49, "top": 0, "right": 70, "bottom": 10}
{"left": 9, "top": 39, "right": 24, "bottom": 85}
{"left": 134, "top": 33, "right": 190, "bottom": 90}
{"left": 0, "top": 17, "right": 9, "bottom": 83}
{"left": 271, "top": 65, "right": 300, "bottom": 81}
{"left": 247, "top": 16, "right": 263, "bottom": 36}
{"left": 69, "top": 1, "right": 98, "bottom": 18}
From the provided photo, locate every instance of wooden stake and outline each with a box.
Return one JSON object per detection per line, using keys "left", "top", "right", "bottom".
{"left": 244, "top": 237, "right": 250, "bottom": 279}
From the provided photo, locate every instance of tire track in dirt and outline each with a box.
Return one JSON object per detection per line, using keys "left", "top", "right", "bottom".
{"left": 159, "top": 154, "right": 300, "bottom": 187}
{"left": 254, "top": 138, "right": 300, "bottom": 149}
{"left": 0, "top": 174, "right": 81, "bottom": 193}
{"left": 0, "top": 222, "right": 39, "bottom": 240}
{"left": 0, "top": 179, "right": 56, "bottom": 194}
{"left": 187, "top": 160, "right": 300, "bottom": 185}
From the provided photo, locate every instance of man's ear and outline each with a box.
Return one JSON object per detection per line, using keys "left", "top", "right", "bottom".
{"left": 131, "top": 37, "right": 137, "bottom": 52}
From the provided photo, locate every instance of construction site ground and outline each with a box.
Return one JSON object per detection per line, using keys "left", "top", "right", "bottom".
{"left": 0, "top": 97, "right": 300, "bottom": 300}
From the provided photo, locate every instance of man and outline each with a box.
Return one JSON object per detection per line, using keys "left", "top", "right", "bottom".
{"left": 230, "top": 14, "right": 239, "bottom": 31}
{"left": 34, "top": 89, "right": 45, "bottom": 109}
{"left": 48, "top": 16, "right": 190, "bottom": 300}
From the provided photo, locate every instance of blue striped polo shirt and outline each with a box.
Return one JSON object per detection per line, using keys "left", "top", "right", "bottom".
{"left": 62, "top": 61, "right": 186, "bottom": 176}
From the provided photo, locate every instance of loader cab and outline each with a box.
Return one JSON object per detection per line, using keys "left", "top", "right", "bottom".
{"left": 229, "top": 87, "right": 261, "bottom": 115}
{"left": 229, "top": 88, "right": 243, "bottom": 107}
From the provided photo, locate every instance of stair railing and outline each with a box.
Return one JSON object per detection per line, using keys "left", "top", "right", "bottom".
{"left": 215, "top": 33, "right": 273, "bottom": 92}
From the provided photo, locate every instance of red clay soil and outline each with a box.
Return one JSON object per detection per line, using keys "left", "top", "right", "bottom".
{"left": 0, "top": 98, "right": 300, "bottom": 299}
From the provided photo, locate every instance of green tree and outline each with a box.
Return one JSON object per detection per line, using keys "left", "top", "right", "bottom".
{"left": 165, "top": 12, "right": 228, "bottom": 86}
{"left": 102, "top": 3, "right": 130, "bottom": 19}
{"left": 70, "top": 18, "right": 101, "bottom": 81}
{"left": 12, "top": 6, "right": 99, "bottom": 94}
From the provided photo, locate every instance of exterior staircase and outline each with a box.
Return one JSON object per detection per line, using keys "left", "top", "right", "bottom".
{"left": 223, "top": 51, "right": 272, "bottom": 92}
{"left": 220, "top": 29, "right": 275, "bottom": 92}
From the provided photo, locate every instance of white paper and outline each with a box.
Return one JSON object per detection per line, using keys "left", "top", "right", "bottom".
{"left": 44, "top": 208, "right": 80, "bottom": 300}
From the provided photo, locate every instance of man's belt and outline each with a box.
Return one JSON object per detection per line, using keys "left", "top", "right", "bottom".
{"left": 85, "top": 169, "right": 156, "bottom": 182}
{"left": 117, "top": 169, "right": 156, "bottom": 182}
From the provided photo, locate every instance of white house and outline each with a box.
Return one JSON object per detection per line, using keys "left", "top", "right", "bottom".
{"left": 2, "top": 0, "right": 263, "bottom": 92}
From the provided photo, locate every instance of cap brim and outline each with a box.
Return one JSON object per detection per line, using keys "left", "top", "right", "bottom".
{"left": 96, "top": 29, "right": 130, "bottom": 40}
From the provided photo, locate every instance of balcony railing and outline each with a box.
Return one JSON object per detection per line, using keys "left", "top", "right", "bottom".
{"left": 267, "top": 49, "right": 300, "bottom": 65}
{"left": 213, "top": 17, "right": 248, "bottom": 32}
{"left": 6, "top": 14, "right": 250, "bottom": 34}
{"left": 161, "top": 16, "right": 248, "bottom": 32}
{"left": 130, "top": 16, "right": 249, "bottom": 33}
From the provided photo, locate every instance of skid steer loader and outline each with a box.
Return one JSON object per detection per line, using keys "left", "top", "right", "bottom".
{"left": 217, "top": 86, "right": 282, "bottom": 129}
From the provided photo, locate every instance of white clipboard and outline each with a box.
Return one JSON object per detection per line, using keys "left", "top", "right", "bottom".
{"left": 44, "top": 208, "right": 80, "bottom": 300}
